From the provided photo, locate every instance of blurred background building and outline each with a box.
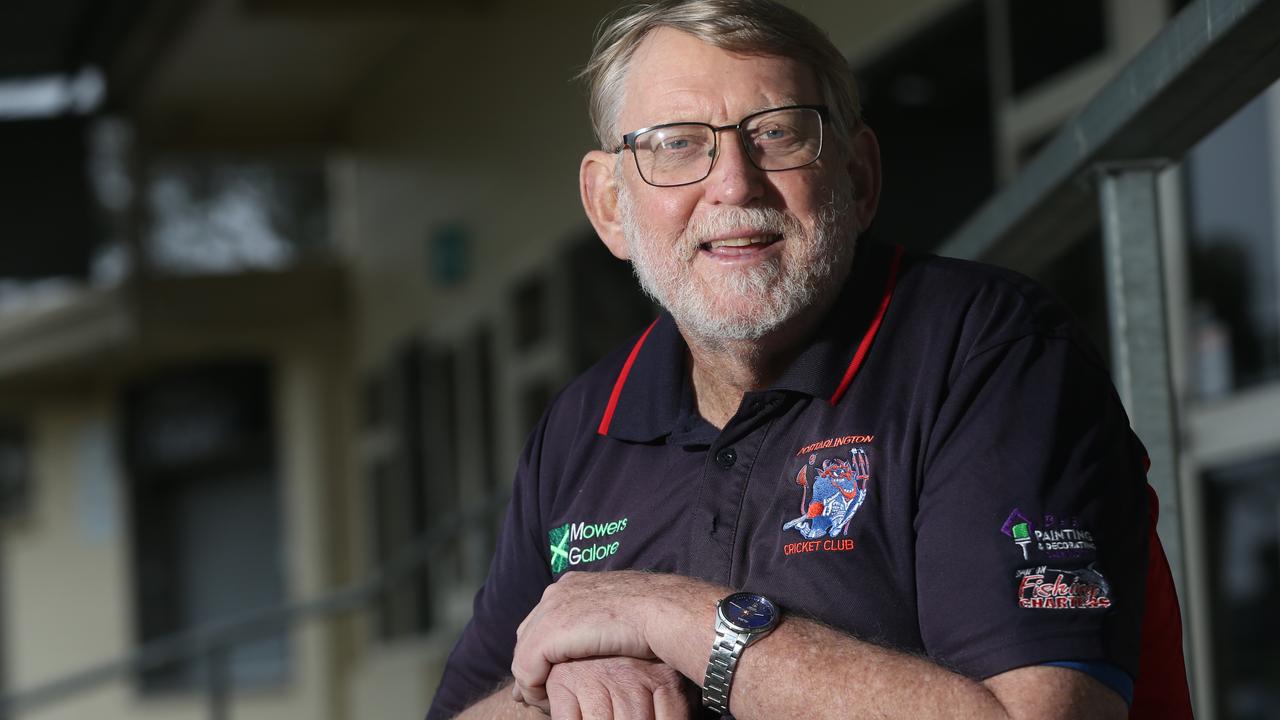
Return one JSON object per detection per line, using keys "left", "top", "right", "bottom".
{"left": 0, "top": 0, "right": 1275, "bottom": 718}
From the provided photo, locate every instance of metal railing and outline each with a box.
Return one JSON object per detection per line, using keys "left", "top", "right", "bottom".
{"left": 0, "top": 499, "right": 502, "bottom": 720}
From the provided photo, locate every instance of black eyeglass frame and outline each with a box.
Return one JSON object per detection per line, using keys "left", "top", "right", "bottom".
{"left": 614, "top": 104, "right": 830, "bottom": 188}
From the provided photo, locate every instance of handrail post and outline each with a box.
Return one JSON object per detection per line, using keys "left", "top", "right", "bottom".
{"left": 1096, "top": 161, "right": 1192, "bottom": 678}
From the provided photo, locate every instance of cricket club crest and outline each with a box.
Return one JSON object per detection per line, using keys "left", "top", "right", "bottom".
{"left": 782, "top": 447, "right": 870, "bottom": 540}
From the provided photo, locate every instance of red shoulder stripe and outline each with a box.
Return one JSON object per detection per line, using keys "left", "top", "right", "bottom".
{"left": 597, "top": 317, "right": 660, "bottom": 436}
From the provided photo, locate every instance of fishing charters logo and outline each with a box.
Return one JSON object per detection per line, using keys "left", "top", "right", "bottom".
{"left": 1015, "top": 563, "right": 1113, "bottom": 610}
{"left": 548, "top": 516, "right": 629, "bottom": 574}
{"left": 781, "top": 446, "right": 870, "bottom": 554}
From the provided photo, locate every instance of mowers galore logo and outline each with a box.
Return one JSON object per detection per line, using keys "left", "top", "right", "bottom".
{"left": 548, "top": 517, "right": 629, "bottom": 575}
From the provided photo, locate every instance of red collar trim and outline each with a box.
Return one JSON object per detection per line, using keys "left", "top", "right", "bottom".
{"left": 828, "top": 244, "right": 904, "bottom": 405}
{"left": 597, "top": 317, "right": 660, "bottom": 436}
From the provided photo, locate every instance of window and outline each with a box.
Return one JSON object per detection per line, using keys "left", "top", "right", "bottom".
{"left": 0, "top": 418, "right": 30, "bottom": 517}
{"left": 1007, "top": 0, "right": 1107, "bottom": 97}
{"left": 857, "top": 1, "right": 994, "bottom": 253}
{"left": 1184, "top": 79, "right": 1280, "bottom": 397}
{"left": 1203, "top": 452, "right": 1280, "bottom": 717}
{"left": 124, "top": 361, "right": 287, "bottom": 691}
{"left": 0, "top": 117, "right": 94, "bottom": 278}
{"left": 145, "top": 156, "right": 329, "bottom": 275}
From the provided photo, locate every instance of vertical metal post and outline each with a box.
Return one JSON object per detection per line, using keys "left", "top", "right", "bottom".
{"left": 205, "top": 645, "right": 231, "bottom": 720}
{"left": 1096, "top": 161, "right": 1191, "bottom": 660}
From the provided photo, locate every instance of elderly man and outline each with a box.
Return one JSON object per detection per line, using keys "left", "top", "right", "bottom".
{"left": 428, "top": 1, "right": 1190, "bottom": 718}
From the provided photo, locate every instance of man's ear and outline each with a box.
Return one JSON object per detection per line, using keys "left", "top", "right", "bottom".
{"left": 581, "top": 150, "right": 630, "bottom": 260}
{"left": 844, "top": 124, "right": 882, "bottom": 233}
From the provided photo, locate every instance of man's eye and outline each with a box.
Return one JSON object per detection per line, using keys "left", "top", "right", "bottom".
{"left": 756, "top": 125, "right": 796, "bottom": 142}
{"left": 655, "top": 135, "right": 703, "bottom": 154}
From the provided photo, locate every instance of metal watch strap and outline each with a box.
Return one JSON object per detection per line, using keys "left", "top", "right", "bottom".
{"left": 702, "top": 622, "right": 748, "bottom": 716}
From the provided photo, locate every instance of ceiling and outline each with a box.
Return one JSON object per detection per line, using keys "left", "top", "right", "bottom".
{"left": 0, "top": 1, "right": 148, "bottom": 79}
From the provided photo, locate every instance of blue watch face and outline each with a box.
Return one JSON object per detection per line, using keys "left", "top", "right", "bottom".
{"left": 722, "top": 592, "right": 777, "bottom": 631}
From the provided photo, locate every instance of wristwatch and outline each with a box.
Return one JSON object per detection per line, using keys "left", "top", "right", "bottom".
{"left": 702, "top": 591, "right": 780, "bottom": 716}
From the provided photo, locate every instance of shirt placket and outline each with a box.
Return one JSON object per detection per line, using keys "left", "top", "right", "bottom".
{"left": 687, "top": 392, "right": 785, "bottom": 587}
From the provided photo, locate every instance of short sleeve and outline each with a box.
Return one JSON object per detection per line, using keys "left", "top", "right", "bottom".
{"left": 915, "top": 330, "right": 1148, "bottom": 681}
{"left": 425, "top": 418, "right": 555, "bottom": 719}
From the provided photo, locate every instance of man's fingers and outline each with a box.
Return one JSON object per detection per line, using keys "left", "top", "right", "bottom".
{"left": 511, "top": 641, "right": 552, "bottom": 709}
{"left": 547, "top": 679, "right": 583, "bottom": 720}
{"left": 610, "top": 690, "right": 656, "bottom": 720}
{"left": 571, "top": 682, "right": 613, "bottom": 720}
{"left": 513, "top": 678, "right": 550, "bottom": 714}
{"left": 651, "top": 683, "right": 692, "bottom": 720}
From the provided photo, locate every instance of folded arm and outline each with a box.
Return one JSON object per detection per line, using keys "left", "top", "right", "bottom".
{"left": 511, "top": 571, "right": 1126, "bottom": 720}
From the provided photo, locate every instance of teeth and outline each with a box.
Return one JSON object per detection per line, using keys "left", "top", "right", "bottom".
{"left": 708, "top": 236, "right": 768, "bottom": 249}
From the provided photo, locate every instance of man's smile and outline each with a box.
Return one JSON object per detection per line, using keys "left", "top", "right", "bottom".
{"left": 699, "top": 234, "right": 783, "bottom": 257}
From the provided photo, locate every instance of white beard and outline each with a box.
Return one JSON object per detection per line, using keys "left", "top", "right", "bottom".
{"left": 618, "top": 176, "right": 858, "bottom": 345}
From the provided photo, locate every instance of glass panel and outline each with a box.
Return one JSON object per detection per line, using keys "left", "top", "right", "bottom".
{"left": 145, "top": 157, "right": 329, "bottom": 274}
{"left": 1184, "top": 79, "right": 1280, "bottom": 398}
{"left": 126, "top": 361, "right": 288, "bottom": 691}
{"left": 1204, "top": 453, "right": 1280, "bottom": 718}
{"left": 1008, "top": 0, "right": 1107, "bottom": 96}
{"left": 856, "top": 1, "right": 993, "bottom": 253}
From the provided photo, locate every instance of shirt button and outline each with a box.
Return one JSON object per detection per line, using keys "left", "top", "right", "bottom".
{"left": 715, "top": 447, "right": 737, "bottom": 468}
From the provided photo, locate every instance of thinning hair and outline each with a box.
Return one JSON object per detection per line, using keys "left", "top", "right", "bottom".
{"left": 580, "top": 0, "right": 861, "bottom": 152}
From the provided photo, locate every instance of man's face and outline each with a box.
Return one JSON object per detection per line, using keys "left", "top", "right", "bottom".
{"left": 610, "top": 29, "right": 862, "bottom": 344}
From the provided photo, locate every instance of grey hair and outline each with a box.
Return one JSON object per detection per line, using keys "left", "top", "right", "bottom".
{"left": 579, "top": 0, "right": 862, "bottom": 153}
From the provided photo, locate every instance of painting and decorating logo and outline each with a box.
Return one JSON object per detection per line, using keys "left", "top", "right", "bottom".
{"left": 1001, "top": 508, "right": 1098, "bottom": 562}
{"left": 548, "top": 517, "right": 629, "bottom": 575}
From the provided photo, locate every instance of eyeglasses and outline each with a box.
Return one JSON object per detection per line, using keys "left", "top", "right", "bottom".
{"left": 616, "top": 104, "right": 828, "bottom": 187}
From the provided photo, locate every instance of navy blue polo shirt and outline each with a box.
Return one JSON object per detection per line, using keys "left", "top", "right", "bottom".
{"left": 427, "top": 241, "right": 1154, "bottom": 718}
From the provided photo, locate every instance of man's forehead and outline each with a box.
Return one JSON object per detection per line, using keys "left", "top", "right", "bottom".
{"left": 619, "top": 27, "right": 820, "bottom": 127}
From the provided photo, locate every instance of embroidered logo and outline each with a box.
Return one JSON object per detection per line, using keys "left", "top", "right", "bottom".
{"left": 1015, "top": 563, "right": 1113, "bottom": 609}
{"left": 1001, "top": 508, "right": 1097, "bottom": 561}
{"left": 781, "top": 447, "right": 869, "bottom": 552}
{"left": 1001, "top": 509, "right": 1035, "bottom": 559}
{"left": 548, "top": 517, "right": 628, "bottom": 575}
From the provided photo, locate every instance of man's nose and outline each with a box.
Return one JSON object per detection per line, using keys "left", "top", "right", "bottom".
{"left": 703, "top": 133, "right": 765, "bottom": 206}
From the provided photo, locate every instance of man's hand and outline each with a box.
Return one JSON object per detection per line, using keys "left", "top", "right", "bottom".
{"left": 507, "top": 570, "right": 1126, "bottom": 720}
{"left": 511, "top": 571, "right": 695, "bottom": 709}
{"left": 544, "top": 656, "right": 695, "bottom": 720}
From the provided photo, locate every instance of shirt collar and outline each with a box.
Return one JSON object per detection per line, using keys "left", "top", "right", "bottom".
{"left": 597, "top": 241, "right": 904, "bottom": 444}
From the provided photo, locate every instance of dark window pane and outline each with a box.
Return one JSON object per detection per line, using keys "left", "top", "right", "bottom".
{"left": 1184, "top": 81, "right": 1280, "bottom": 397}
{"left": 512, "top": 275, "right": 549, "bottom": 352}
{"left": 367, "top": 339, "right": 434, "bottom": 640}
{"left": 1204, "top": 453, "right": 1280, "bottom": 718}
{"left": 124, "top": 360, "right": 288, "bottom": 691}
{"left": 0, "top": 419, "right": 30, "bottom": 517}
{"left": 857, "top": 1, "right": 993, "bottom": 253}
{"left": 1009, "top": 0, "right": 1107, "bottom": 96}
{"left": 0, "top": 117, "right": 94, "bottom": 279}
{"left": 566, "top": 237, "right": 656, "bottom": 372}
